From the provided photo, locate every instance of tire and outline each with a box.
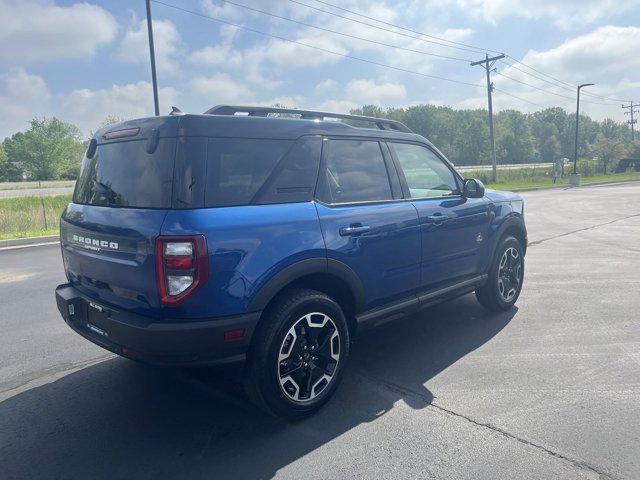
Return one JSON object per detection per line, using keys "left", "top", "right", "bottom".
{"left": 244, "top": 288, "right": 350, "bottom": 420}
{"left": 476, "top": 235, "right": 525, "bottom": 312}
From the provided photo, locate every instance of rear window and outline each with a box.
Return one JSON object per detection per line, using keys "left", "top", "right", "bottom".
{"left": 172, "top": 136, "right": 321, "bottom": 209}
{"left": 74, "top": 135, "right": 321, "bottom": 209}
{"left": 73, "top": 138, "right": 176, "bottom": 208}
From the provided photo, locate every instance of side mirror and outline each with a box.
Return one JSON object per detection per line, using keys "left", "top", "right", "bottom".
{"left": 463, "top": 178, "right": 485, "bottom": 198}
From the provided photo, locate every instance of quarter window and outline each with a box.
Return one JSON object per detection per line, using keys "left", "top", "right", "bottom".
{"left": 319, "top": 140, "right": 392, "bottom": 203}
{"left": 390, "top": 143, "right": 458, "bottom": 198}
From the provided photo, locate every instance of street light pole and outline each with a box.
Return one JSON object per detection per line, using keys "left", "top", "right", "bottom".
{"left": 571, "top": 83, "right": 594, "bottom": 186}
{"left": 145, "top": 0, "right": 160, "bottom": 116}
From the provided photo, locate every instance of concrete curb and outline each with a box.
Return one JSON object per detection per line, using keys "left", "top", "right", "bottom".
{"left": 0, "top": 234, "right": 59, "bottom": 249}
{"left": 511, "top": 178, "right": 640, "bottom": 192}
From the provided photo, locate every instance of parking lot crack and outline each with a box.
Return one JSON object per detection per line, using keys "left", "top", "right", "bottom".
{"left": 528, "top": 213, "right": 640, "bottom": 247}
{"left": 354, "top": 370, "right": 619, "bottom": 480}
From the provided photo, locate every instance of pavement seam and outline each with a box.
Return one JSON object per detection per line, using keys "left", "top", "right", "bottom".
{"left": 528, "top": 212, "right": 640, "bottom": 248}
{"left": 0, "top": 354, "right": 113, "bottom": 396}
{"left": 353, "top": 370, "right": 619, "bottom": 480}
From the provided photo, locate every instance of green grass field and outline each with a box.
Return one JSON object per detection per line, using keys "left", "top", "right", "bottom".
{"left": 482, "top": 170, "right": 640, "bottom": 190}
{"left": 0, "top": 195, "right": 71, "bottom": 240}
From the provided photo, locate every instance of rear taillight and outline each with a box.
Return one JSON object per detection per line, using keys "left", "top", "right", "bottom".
{"left": 156, "top": 235, "right": 209, "bottom": 305}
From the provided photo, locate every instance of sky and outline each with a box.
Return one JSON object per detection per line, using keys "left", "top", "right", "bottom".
{"left": 1, "top": 0, "right": 639, "bottom": 138}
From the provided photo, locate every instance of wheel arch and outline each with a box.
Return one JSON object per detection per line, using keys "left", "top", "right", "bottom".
{"left": 247, "top": 258, "right": 365, "bottom": 338}
{"left": 491, "top": 215, "right": 527, "bottom": 260}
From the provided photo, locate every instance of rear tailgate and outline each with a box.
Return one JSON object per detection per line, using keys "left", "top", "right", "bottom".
{"left": 61, "top": 117, "right": 179, "bottom": 317}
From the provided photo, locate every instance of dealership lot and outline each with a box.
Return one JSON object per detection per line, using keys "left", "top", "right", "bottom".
{"left": 1, "top": 182, "right": 639, "bottom": 480}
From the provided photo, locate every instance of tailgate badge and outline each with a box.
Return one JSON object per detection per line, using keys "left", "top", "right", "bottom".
{"left": 86, "top": 323, "right": 108, "bottom": 337}
{"left": 89, "top": 302, "right": 103, "bottom": 312}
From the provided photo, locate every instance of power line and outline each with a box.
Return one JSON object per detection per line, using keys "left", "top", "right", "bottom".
{"left": 493, "top": 88, "right": 545, "bottom": 108}
{"left": 495, "top": 71, "right": 619, "bottom": 106}
{"left": 290, "top": 0, "right": 501, "bottom": 55}
{"left": 285, "top": 0, "right": 490, "bottom": 55}
{"left": 503, "top": 55, "right": 632, "bottom": 103}
{"left": 284, "top": 0, "right": 635, "bottom": 105}
{"left": 152, "top": 0, "right": 483, "bottom": 88}
{"left": 297, "top": 0, "right": 634, "bottom": 105}
{"left": 212, "top": 0, "right": 474, "bottom": 63}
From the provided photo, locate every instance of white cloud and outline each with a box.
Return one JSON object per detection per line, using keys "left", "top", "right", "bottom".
{"left": 117, "top": 19, "right": 183, "bottom": 74}
{"left": 315, "top": 99, "right": 358, "bottom": 114}
{"left": 344, "top": 79, "right": 407, "bottom": 105}
{"left": 485, "top": 26, "right": 640, "bottom": 118}
{"left": 188, "top": 74, "right": 255, "bottom": 104}
{"left": 189, "top": 44, "right": 244, "bottom": 69}
{"left": 0, "top": 0, "right": 117, "bottom": 62}
{"left": 59, "top": 82, "right": 178, "bottom": 133}
{"left": 0, "top": 69, "right": 52, "bottom": 138}
{"left": 456, "top": 0, "right": 640, "bottom": 27}
{"left": 315, "top": 79, "right": 339, "bottom": 94}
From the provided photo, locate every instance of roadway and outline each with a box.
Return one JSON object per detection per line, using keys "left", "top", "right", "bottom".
{"left": 1, "top": 182, "right": 639, "bottom": 479}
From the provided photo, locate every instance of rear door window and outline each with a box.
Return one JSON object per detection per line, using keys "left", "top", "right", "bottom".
{"left": 318, "top": 139, "right": 393, "bottom": 204}
{"left": 73, "top": 138, "right": 175, "bottom": 208}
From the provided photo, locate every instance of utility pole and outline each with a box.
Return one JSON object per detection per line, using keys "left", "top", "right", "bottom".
{"left": 622, "top": 101, "right": 638, "bottom": 141}
{"left": 145, "top": 0, "right": 160, "bottom": 116}
{"left": 571, "top": 83, "right": 594, "bottom": 186}
{"left": 471, "top": 53, "right": 505, "bottom": 183}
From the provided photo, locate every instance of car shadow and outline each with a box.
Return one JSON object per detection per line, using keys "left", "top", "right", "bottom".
{"left": 0, "top": 294, "right": 516, "bottom": 480}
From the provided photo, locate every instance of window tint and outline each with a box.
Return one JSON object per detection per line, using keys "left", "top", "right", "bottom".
{"left": 390, "top": 143, "right": 458, "bottom": 198}
{"left": 205, "top": 138, "right": 294, "bottom": 207}
{"left": 73, "top": 138, "right": 175, "bottom": 208}
{"left": 319, "top": 140, "right": 392, "bottom": 203}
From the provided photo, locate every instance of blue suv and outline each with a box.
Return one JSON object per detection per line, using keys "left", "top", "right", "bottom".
{"left": 55, "top": 106, "right": 526, "bottom": 418}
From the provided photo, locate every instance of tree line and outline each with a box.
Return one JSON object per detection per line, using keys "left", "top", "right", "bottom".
{"left": 0, "top": 116, "right": 120, "bottom": 182}
{"left": 1, "top": 108, "right": 638, "bottom": 182}
{"left": 351, "top": 105, "right": 639, "bottom": 168}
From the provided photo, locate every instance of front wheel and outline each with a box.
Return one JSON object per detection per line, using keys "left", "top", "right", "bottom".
{"left": 244, "top": 289, "right": 350, "bottom": 419}
{"left": 476, "top": 235, "right": 524, "bottom": 311}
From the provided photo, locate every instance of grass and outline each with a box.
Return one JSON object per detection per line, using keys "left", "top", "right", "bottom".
{"left": 464, "top": 167, "right": 640, "bottom": 191}
{"left": 0, "top": 195, "right": 71, "bottom": 240}
{"left": 487, "top": 172, "right": 640, "bottom": 190}
{"left": 0, "top": 181, "right": 75, "bottom": 190}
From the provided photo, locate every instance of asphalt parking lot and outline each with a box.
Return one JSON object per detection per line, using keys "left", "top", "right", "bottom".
{"left": 1, "top": 182, "right": 639, "bottom": 480}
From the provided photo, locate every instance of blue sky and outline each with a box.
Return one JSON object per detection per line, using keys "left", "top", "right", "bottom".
{"left": 1, "top": 0, "right": 639, "bottom": 138}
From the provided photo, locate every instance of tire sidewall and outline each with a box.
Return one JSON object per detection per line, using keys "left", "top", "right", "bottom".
{"left": 490, "top": 236, "right": 525, "bottom": 309}
{"left": 256, "top": 292, "right": 350, "bottom": 418}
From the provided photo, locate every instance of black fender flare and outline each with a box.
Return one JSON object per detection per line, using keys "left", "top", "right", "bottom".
{"left": 490, "top": 214, "right": 527, "bottom": 261}
{"left": 247, "top": 257, "right": 366, "bottom": 312}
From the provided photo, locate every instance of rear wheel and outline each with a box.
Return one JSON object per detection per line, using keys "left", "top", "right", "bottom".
{"left": 476, "top": 235, "right": 524, "bottom": 311}
{"left": 245, "top": 289, "right": 350, "bottom": 419}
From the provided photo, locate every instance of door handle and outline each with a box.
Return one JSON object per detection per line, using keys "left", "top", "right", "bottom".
{"left": 426, "top": 213, "right": 449, "bottom": 224}
{"left": 339, "top": 224, "right": 371, "bottom": 236}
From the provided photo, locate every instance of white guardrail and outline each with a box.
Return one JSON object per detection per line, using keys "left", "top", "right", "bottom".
{"left": 456, "top": 162, "right": 554, "bottom": 172}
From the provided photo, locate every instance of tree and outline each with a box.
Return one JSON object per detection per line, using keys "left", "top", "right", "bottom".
{"left": 3, "top": 117, "right": 84, "bottom": 180}
{"left": 626, "top": 140, "right": 640, "bottom": 159}
{"left": 591, "top": 138, "right": 627, "bottom": 174}
{"left": 495, "top": 110, "right": 536, "bottom": 164}
{"left": 0, "top": 142, "right": 23, "bottom": 181}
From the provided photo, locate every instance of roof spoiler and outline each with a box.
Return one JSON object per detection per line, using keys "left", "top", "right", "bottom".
{"left": 204, "top": 105, "right": 413, "bottom": 133}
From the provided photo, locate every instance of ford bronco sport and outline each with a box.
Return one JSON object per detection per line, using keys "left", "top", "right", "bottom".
{"left": 55, "top": 106, "right": 526, "bottom": 418}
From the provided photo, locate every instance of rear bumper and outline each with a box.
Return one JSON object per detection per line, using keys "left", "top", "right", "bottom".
{"left": 55, "top": 283, "right": 261, "bottom": 367}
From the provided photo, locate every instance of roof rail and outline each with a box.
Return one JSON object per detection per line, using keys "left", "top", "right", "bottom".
{"left": 204, "top": 105, "right": 413, "bottom": 133}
